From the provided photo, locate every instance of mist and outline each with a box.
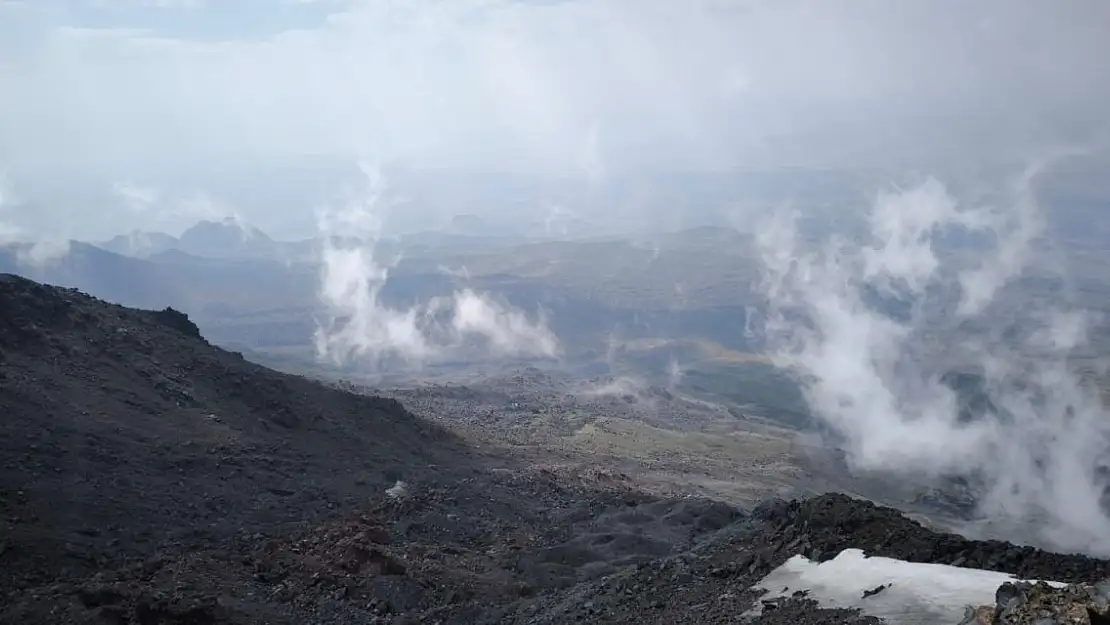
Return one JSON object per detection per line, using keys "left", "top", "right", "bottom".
{"left": 1, "top": 0, "right": 1109, "bottom": 239}
{"left": 0, "top": 172, "right": 70, "bottom": 267}
{"left": 0, "top": 0, "right": 1108, "bottom": 556}
{"left": 313, "top": 164, "right": 560, "bottom": 370}
{"left": 756, "top": 160, "right": 1110, "bottom": 555}
{"left": 112, "top": 181, "right": 256, "bottom": 238}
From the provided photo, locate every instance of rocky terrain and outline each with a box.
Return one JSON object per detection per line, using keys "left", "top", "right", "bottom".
{"left": 4, "top": 273, "right": 1110, "bottom": 624}
{"left": 377, "top": 371, "right": 811, "bottom": 506}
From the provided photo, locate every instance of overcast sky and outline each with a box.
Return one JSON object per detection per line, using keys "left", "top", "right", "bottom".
{"left": 0, "top": 0, "right": 1108, "bottom": 239}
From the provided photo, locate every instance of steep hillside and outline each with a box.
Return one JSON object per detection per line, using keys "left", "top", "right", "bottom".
{"left": 0, "top": 275, "right": 751, "bottom": 624}
{"left": 0, "top": 274, "right": 469, "bottom": 596}
{"left": 4, "top": 274, "right": 1110, "bottom": 625}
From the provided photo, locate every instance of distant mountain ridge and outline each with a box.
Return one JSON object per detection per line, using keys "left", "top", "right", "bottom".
{"left": 0, "top": 240, "right": 319, "bottom": 318}
{"left": 97, "top": 230, "right": 178, "bottom": 258}
{"left": 97, "top": 217, "right": 311, "bottom": 262}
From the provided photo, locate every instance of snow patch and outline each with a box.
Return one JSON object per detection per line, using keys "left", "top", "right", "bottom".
{"left": 748, "top": 548, "right": 1067, "bottom": 624}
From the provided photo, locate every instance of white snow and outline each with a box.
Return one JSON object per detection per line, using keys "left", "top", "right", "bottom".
{"left": 747, "top": 548, "right": 1067, "bottom": 624}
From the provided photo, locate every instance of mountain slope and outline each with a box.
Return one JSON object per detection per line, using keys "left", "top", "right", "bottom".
{"left": 0, "top": 242, "right": 175, "bottom": 310}
{"left": 0, "top": 273, "right": 468, "bottom": 589}
{"left": 176, "top": 219, "right": 277, "bottom": 260}
{"left": 4, "top": 275, "right": 1110, "bottom": 625}
{"left": 98, "top": 231, "right": 178, "bottom": 258}
{"left": 0, "top": 275, "right": 749, "bottom": 624}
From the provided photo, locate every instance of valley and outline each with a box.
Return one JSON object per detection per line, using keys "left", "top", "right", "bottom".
{"left": 5, "top": 206, "right": 1110, "bottom": 623}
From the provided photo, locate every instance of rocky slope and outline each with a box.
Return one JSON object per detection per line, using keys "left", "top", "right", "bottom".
{"left": 3, "top": 273, "right": 1110, "bottom": 624}
{"left": 0, "top": 273, "right": 469, "bottom": 621}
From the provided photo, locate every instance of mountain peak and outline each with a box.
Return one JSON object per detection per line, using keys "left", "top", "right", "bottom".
{"left": 98, "top": 230, "right": 177, "bottom": 259}
{"left": 172, "top": 217, "right": 279, "bottom": 260}
{"left": 180, "top": 217, "right": 271, "bottom": 243}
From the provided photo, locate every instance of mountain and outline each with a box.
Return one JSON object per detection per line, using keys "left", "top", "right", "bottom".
{"left": 96, "top": 219, "right": 315, "bottom": 263}
{"left": 0, "top": 241, "right": 317, "bottom": 317}
{"left": 0, "top": 274, "right": 470, "bottom": 622}
{"left": 0, "top": 241, "right": 178, "bottom": 310}
{"left": 98, "top": 230, "right": 178, "bottom": 258}
{"left": 3, "top": 274, "right": 1110, "bottom": 624}
{"left": 176, "top": 218, "right": 278, "bottom": 259}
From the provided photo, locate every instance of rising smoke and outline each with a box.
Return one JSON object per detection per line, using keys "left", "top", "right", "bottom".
{"left": 0, "top": 177, "right": 19, "bottom": 245}
{"left": 0, "top": 171, "right": 70, "bottom": 267}
{"left": 314, "top": 163, "right": 560, "bottom": 370}
{"left": 757, "top": 163, "right": 1110, "bottom": 555}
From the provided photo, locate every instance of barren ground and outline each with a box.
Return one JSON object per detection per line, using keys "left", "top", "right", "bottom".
{"left": 4, "top": 274, "right": 1110, "bottom": 625}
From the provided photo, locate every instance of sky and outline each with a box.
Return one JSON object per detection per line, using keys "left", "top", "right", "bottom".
{"left": 0, "top": 0, "right": 1109, "bottom": 239}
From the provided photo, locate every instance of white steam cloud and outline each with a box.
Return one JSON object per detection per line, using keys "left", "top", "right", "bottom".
{"left": 0, "top": 171, "right": 70, "bottom": 268}
{"left": 666, "top": 357, "right": 685, "bottom": 390}
{"left": 0, "top": 175, "right": 19, "bottom": 244}
{"left": 445, "top": 289, "right": 560, "bottom": 357}
{"left": 114, "top": 181, "right": 161, "bottom": 215}
{"left": 758, "top": 166, "right": 1110, "bottom": 555}
{"left": 112, "top": 182, "right": 254, "bottom": 238}
{"left": 314, "top": 163, "right": 560, "bottom": 369}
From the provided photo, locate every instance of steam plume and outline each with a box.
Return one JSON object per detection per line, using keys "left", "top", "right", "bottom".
{"left": 757, "top": 167, "right": 1110, "bottom": 555}
{"left": 314, "top": 163, "right": 560, "bottom": 369}
{"left": 0, "top": 177, "right": 19, "bottom": 244}
{"left": 0, "top": 172, "right": 70, "bottom": 267}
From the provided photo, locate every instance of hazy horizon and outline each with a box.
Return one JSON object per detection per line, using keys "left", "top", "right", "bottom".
{"left": 1, "top": 0, "right": 1109, "bottom": 241}
{"left": 10, "top": 4, "right": 1110, "bottom": 616}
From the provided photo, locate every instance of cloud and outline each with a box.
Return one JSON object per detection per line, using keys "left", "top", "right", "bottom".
{"left": 15, "top": 240, "right": 73, "bottom": 267}
{"left": 0, "top": 171, "right": 72, "bottom": 267}
{"left": 80, "top": 0, "right": 204, "bottom": 9}
{"left": 313, "top": 164, "right": 560, "bottom": 369}
{"left": 447, "top": 289, "right": 559, "bottom": 357}
{"left": 2, "top": 0, "right": 1109, "bottom": 243}
{"left": 0, "top": 221, "right": 21, "bottom": 246}
{"left": 0, "top": 173, "right": 16, "bottom": 243}
{"left": 756, "top": 159, "right": 1110, "bottom": 555}
{"left": 110, "top": 182, "right": 248, "bottom": 235}
{"left": 114, "top": 181, "right": 160, "bottom": 214}
{"left": 666, "top": 357, "right": 684, "bottom": 390}
{"left": 2, "top": 0, "right": 1107, "bottom": 182}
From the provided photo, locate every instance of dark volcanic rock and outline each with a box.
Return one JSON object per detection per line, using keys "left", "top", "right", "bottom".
{"left": 751, "top": 494, "right": 1110, "bottom": 583}
{"left": 968, "top": 579, "right": 1110, "bottom": 624}
{"left": 5, "top": 274, "right": 1110, "bottom": 625}
{"left": 0, "top": 274, "right": 472, "bottom": 622}
{"left": 506, "top": 493, "right": 1110, "bottom": 624}
{"left": 149, "top": 306, "right": 203, "bottom": 341}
